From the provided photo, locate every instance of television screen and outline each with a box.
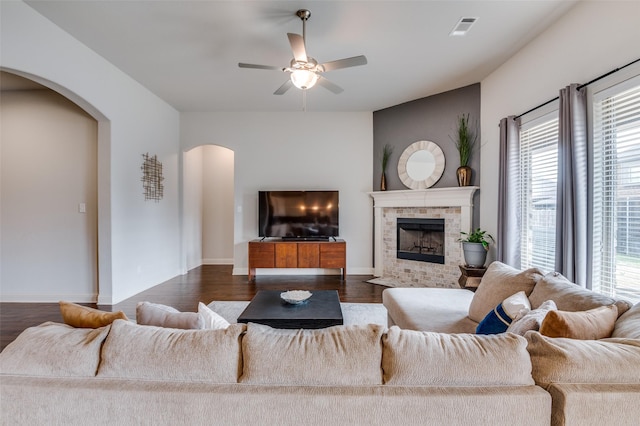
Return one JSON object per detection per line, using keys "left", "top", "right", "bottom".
{"left": 258, "top": 190, "right": 339, "bottom": 239}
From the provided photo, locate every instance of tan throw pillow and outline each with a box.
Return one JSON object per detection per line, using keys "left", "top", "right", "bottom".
{"left": 529, "top": 272, "right": 631, "bottom": 317}
{"left": 382, "top": 326, "right": 534, "bottom": 386}
{"left": 539, "top": 305, "right": 618, "bottom": 339}
{"left": 136, "top": 301, "right": 203, "bottom": 329}
{"left": 612, "top": 302, "right": 640, "bottom": 339}
{"left": 507, "top": 300, "right": 557, "bottom": 336}
{"left": 240, "top": 323, "right": 384, "bottom": 386}
{"left": 525, "top": 331, "right": 640, "bottom": 386}
{"left": 0, "top": 322, "right": 110, "bottom": 377}
{"left": 97, "top": 319, "right": 245, "bottom": 383}
{"left": 59, "top": 300, "right": 128, "bottom": 328}
{"left": 468, "top": 261, "right": 544, "bottom": 323}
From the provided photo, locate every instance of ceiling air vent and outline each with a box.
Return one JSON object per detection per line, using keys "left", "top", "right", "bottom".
{"left": 450, "top": 17, "right": 478, "bottom": 36}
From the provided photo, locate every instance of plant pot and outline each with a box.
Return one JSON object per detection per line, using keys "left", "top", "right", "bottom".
{"left": 456, "top": 166, "right": 472, "bottom": 187}
{"left": 462, "top": 242, "right": 488, "bottom": 267}
{"left": 380, "top": 172, "right": 387, "bottom": 191}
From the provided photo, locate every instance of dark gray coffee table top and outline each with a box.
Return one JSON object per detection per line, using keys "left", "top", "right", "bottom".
{"left": 237, "top": 290, "right": 343, "bottom": 329}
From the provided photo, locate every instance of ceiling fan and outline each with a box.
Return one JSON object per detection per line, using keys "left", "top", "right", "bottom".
{"left": 238, "top": 9, "right": 367, "bottom": 95}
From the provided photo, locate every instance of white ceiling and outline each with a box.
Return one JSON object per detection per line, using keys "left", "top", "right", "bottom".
{"left": 23, "top": 0, "right": 577, "bottom": 112}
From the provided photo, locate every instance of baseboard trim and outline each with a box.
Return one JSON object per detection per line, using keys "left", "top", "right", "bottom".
{"left": 232, "top": 267, "right": 374, "bottom": 276}
{"left": 202, "top": 258, "right": 234, "bottom": 265}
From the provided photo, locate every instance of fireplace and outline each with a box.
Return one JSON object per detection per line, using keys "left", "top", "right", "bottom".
{"left": 397, "top": 218, "right": 445, "bottom": 264}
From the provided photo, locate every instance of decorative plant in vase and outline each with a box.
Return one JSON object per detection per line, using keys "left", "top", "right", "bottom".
{"left": 452, "top": 113, "right": 477, "bottom": 186}
{"left": 459, "top": 228, "right": 494, "bottom": 267}
{"left": 380, "top": 144, "right": 393, "bottom": 191}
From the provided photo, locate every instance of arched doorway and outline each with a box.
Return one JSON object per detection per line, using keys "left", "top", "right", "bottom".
{"left": 1, "top": 71, "right": 99, "bottom": 302}
{"left": 183, "top": 145, "right": 235, "bottom": 271}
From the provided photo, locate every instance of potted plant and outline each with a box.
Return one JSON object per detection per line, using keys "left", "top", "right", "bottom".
{"left": 459, "top": 228, "right": 494, "bottom": 267}
{"left": 452, "top": 113, "right": 477, "bottom": 186}
{"left": 380, "top": 143, "right": 393, "bottom": 191}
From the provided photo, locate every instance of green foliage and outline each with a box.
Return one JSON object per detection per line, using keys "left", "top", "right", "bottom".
{"left": 459, "top": 228, "right": 495, "bottom": 249}
{"left": 452, "top": 114, "right": 477, "bottom": 167}
{"left": 380, "top": 144, "right": 394, "bottom": 172}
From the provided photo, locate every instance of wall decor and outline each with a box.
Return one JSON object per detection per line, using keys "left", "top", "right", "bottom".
{"left": 141, "top": 152, "right": 164, "bottom": 202}
{"left": 397, "top": 140, "right": 445, "bottom": 189}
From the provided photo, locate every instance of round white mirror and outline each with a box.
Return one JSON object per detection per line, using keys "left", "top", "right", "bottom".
{"left": 397, "top": 141, "right": 445, "bottom": 189}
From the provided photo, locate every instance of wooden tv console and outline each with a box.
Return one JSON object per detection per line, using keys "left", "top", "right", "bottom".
{"left": 248, "top": 239, "right": 346, "bottom": 282}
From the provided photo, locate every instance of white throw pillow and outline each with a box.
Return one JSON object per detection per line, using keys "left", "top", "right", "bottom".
{"left": 136, "top": 301, "right": 204, "bottom": 329}
{"left": 198, "top": 302, "right": 230, "bottom": 330}
{"left": 506, "top": 300, "right": 557, "bottom": 336}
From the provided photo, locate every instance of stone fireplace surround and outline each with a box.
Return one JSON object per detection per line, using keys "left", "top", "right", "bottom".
{"left": 369, "top": 187, "right": 479, "bottom": 288}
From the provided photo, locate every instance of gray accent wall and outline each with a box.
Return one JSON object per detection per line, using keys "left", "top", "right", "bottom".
{"left": 373, "top": 83, "right": 481, "bottom": 227}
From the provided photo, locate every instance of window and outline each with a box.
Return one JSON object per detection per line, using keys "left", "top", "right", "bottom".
{"left": 519, "top": 114, "right": 559, "bottom": 272}
{"left": 592, "top": 77, "right": 640, "bottom": 303}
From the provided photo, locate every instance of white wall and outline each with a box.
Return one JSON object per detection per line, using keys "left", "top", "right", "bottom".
{"left": 181, "top": 112, "right": 373, "bottom": 275}
{"left": 183, "top": 147, "right": 204, "bottom": 271}
{"left": 1, "top": 89, "right": 98, "bottom": 302}
{"left": 202, "top": 145, "right": 234, "bottom": 264}
{"left": 1, "top": 1, "right": 181, "bottom": 303}
{"left": 480, "top": 0, "right": 640, "bottom": 262}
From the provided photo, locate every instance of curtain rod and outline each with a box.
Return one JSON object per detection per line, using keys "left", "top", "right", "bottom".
{"left": 514, "top": 57, "right": 640, "bottom": 120}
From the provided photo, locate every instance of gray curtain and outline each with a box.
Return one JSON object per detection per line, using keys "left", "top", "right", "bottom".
{"left": 497, "top": 116, "right": 522, "bottom": 268}
{"left": 555, "top": 84, "right": 589, "bottom": 287}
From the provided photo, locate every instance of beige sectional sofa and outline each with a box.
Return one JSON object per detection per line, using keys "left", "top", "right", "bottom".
{"left": 383, "top": 261, "right": 640, "bottom": 426}
{"left": 0, "top": 319, "right": 550, "bottom": 425}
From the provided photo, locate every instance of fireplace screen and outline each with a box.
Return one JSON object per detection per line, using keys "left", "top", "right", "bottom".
{"left": 396, "top": 218, "right": 445, "bottom": 264}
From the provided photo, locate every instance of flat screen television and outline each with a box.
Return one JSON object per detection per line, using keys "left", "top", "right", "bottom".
{"left": 258, "top": 190, "right": 339, "bottom": 240}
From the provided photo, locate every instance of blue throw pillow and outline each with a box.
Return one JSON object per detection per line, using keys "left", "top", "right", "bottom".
{"left": 476, "top": 303, "right": 512, "bottom": 334}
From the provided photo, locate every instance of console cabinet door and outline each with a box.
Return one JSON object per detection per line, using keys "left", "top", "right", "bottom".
{"left": 248, "top": 242, "right": 275, "bottom": 268}
{"left": 297, "top": 243, "right": 320, "bottom": 268}
{"left": 320, "top": 242, "right": 346, "bottom": 268}
{"left": 275, "top": 243, "right": 298, "bottom": 268}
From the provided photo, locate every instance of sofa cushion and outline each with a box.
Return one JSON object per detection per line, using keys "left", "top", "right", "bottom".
{"left": 59, "top": 301, "right": 128, "bottom": 328}
{"left": 476, "top": 291, "right": 531, "bottom": 334}
{"left": 528, "top": 272, "right": 631, "bottom": 316}
{"left": 468, "top": 261, "right": 544, "bottom": 323}
{"left": 383, "top": 287, "right": 477, "bottom": 333}
{"left": 97, "top": 319, "right": 245, "bottom": 383}
{"left": 382, "top": 326, "right": 534, "bottom": 386}
{"left": 540, "top": 305, "right": 618, "bottom": 339}
{"left": 0, "top": 322, "right": 110, "bottom": 377}
{"left": 507, "top": 300, "right": 557, "bottom": 336}
{"left": 240, "top": 323, "right": 384, "bottom": 386}
{"left": 613, "top": 302, "right": 640, "bottom": 339}
{"left": 136, "top": 301, "right": 204, "bottom": 329}
{"left": 525, "top": 331, "right": 640, "bottom": 386}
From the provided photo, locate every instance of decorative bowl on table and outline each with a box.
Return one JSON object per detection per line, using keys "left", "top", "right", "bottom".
{"left": 280, "top": 290, "right": 312, "bottom": 304}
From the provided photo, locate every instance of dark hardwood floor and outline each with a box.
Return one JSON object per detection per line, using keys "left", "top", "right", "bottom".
{"left": 0, "top": 265, "right": 384, "bottom": 351}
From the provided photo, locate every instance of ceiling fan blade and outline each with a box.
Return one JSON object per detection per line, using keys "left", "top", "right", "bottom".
{"left": 320, "top": 55, "right": 368, "bottom": 72}
{"left": 317, "top": 76, "right": 343, "bottom": 94}
{"left": 274, "top": 79, "right": 293, "bottom": 95}
{"left": 287, "top": 33, "right": 308, "bottom": 63}
{"left": 238, "top": 63, "right": 282, "bottom": 71}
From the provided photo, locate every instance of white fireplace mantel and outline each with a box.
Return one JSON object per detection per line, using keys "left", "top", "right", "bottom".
{"left": 368, "top": 187, "right": 479, "bottom": 277}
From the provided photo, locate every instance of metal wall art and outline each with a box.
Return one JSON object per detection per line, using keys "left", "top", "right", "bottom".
{"left": 141, "top": 152, "right": 164, "bottom": 202}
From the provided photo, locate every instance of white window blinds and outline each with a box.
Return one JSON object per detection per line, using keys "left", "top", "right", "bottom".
{"left": 592, "top": 79, "right": 640, "bottom": 303}
{"left": 519, "top": 115, "right": 559, "bottom": 273}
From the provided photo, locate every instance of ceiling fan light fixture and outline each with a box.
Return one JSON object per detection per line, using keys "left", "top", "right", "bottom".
{"left": 290, "top": 69, "right": 319, "bottom": 90}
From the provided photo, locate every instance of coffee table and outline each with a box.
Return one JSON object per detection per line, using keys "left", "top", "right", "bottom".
{"left": 237, "top": 290, "right": 343, "bottom": 329}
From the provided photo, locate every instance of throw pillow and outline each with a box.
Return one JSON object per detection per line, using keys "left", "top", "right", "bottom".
{"left": 476, "top": 291, "right": 531, "bottom": 334}
{"left": 468, "top": 261, "right": 544, "bottom": 323}
{"left": 136, "top": 301, "right": 204, "bottom": 329}
{"left": 612, "top": 302, "right": 640, "bottom": 339}
{"left": 539, "top": 304, "right": 618, "bottom": 339}
{"left": 529, "top": 272, "right": 631, "bottom": 317}
{"left": 507, "top": 300, "right": 557, "bottom": 336}
{"left": 59, "top": 300, "right": 128, "bottom": 328}
{"left": 198, "top": 302, "right": 230, "bottom": 329}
